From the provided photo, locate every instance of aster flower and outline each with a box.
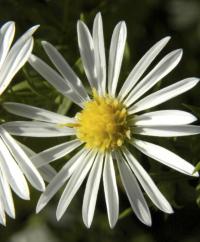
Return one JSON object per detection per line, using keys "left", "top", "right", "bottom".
{"left": 3, "top": 13, "right": 200, "bottom": 228}
{"left": 0, "top": 21, "right": 50, "bottom": 225}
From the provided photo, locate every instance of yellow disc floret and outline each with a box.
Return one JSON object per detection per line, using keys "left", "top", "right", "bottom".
{"left": 73, "top": 90, "right": 130, "bottom": 152}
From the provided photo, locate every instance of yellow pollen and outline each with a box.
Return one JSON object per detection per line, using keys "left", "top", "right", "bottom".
{"left": 72, "top": 90, "right": 130, "bottom": 152}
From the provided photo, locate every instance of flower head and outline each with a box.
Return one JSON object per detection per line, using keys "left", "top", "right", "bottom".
{"left": 0, "top": 21, "right": 52, "bottom": 226}
{"left": 3, "top": 13, "right": 200, "bottom": 228}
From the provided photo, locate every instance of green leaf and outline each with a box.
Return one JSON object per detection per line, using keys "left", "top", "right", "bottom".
{"left": 57, "top": 96, "right": 72, "bottom": 115}
{"left": 119, "top": 207, "right": 132, "bottom": 220}
{"left": 193, "top": 161, "right": 200, "bottom": 174}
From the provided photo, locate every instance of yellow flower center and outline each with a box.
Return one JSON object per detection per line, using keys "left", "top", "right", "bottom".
{"left": 73, "top": 90, "right": 130, "bottom": 152}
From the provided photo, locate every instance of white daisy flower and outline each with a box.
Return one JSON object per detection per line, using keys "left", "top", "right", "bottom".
{"left": 3, "top": 13, "right": 200, "bottom": 228}
{"left": 0, "top": 21, "right": 50, "bottom": 225}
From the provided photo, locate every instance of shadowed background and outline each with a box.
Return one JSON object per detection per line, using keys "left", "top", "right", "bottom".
{"left": 0, "top": 0, "right": 200, "bottom": 241}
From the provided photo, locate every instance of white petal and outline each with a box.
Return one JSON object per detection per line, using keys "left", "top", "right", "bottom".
{"left": 56, "top": 150, "right": 96, "bottom": 220}
{"left": 108, "top": 21, "right": 127, "bottom": 96}
{"left": 131, "top": 110, "right": 197, "bottom": 126}
{"left": 125, "top": 49, "right": 183, "bottom": 107}
{"left": 0, "top": 23, "right": 39, "bottom": 93}
{"left": 118, "top": 36, "right": 171, "bottom": 100}
{"left": 8, "top": 25, "right": 39, "bottom": 52}
{"left": 0, "top": 127, "right": 45, "bottom": 192}
{"left": 132, "top": 139, "right": 199, "bottom": 177}
{"left": 103, "top": 152, "right": 119, "bottom": 228}
{"left": 129, "top": 77, "right": 199, "bottom": 114}
{"left": 0, "top": 37, "right": 33, "bottom": 95}
{"left": 77, "top": 21, "right": 98, "bottom": 90}
{"left": 42, "top": 41, "right": 89, "bottom": 102}
{"left": 28, "top": 54, "right": 83, "bottom": 107}
{"left": 18, "top": 141, "right": 57, "bottom": 183}
{"left": 82, "top": 152, "right": 103, "bottom": 228}
{"left": 122, "top": 147, "right": 173, "bottom": 213}
{"left": 116, "top": 151, "right": 152, "bottom": 226}
{"left": 3, "top": 102, "right": 74, "bottom": 123}
{"left": 0, "top": 168, "right": 15, "bottom": 218}
{"left": 38, "top": 165, "right": 57, "bottom": 183}
{"left": 133, "top": 125, "right": 200, "bottom": 137}
{"left": 93, "top": 12, "right": 106, "bottom": 95}
{"left": 0, "top": 21, "right": 15, "bottom": 69}
{"left": 0, "top": 200, "right": 6, "bottom": 226}
{"left": 0, "top": 138, "right": 29, "bottom": 200}
{"left": 31, "top": 139, "right": 82, "bottom": 167}
{"left": 36, "top": 148, "right": 89, "bottom": 213}
{"left": 2, "top": 121, "right": 75, "bottom": 137}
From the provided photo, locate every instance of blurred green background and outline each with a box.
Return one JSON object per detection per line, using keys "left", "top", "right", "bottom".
{"left": 1, "top": 0, "right": 200, "bottom": 241}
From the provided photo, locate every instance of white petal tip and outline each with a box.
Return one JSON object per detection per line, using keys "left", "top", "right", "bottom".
{"left": 77, "top": 20, "right": 82, "bottom": 27}
{"left": 36, "top": 181, "right": 46, "bottom": 192}
{"left": 41, "top": 40, "right": 48, "bottom": 47}
{"left": 175, "top": 48, "right": 183, "bottom": 57}
{"left": 165, "top": 206, "right": 174, "bottom": 214}
{"left": 20, "top": 191, "right": 30, "bottom": 200}
{"left": 28, "top": 54, "right": 37, "bottom": 62}
{"left": 84, "top": 220, "right": 91, "bottom": 229}
{"left": 164, "top": 36, "right": 171, "bottom": 41}
{"left": 120, "top": 21, "right": 126, "bottom": 28}
{"left": 23, "top": 195, "right": 30, "bottom": 201}
{"left": 109, "top": 221, "right": 117, "bottom": 229}
{"left": 144, "top": 219, "right": 152, "bottom": 227}
{"left": 7, "top": 21, "right": 15, "bottom": 25}
{"left": 36, "top": 198, "right": 46, "bottom": 213}
{"left": 179, "top": 49, "right": 183, "bottom": 55}
{"left": 95, "top": 12, "right": 102, "bottom": 18}
{"left": 56, "top": 212, "right": 62, "bottom": 221}
{"left": 36, "top": 205, "right": 42, "bottom": 214}
{"left": 0, "top": 221, "right": 6, "bottom": 227}
{"left": 192, "top": 171, "right": 199, "bottom": 177}
{"left": 9, "top": 212, "right": 16, "bottom": 219}
{"left": 30, "top": 25, "right": 40, "bottom": 33}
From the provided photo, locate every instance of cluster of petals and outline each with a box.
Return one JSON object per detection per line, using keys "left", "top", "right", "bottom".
{"left": 2, "top": 12, "right": 200, "bottom": 229}
{"left": 0, "top": 21, "right": 57, "bottom": 225}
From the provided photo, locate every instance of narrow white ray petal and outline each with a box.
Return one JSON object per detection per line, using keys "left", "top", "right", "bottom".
{"left": 103, "top": 152, "right": 119, "bottom": 228}
{"left": 18, "top": 141, "right": 57, "bottom": 183}
{"left": 82, "top": 152, "right": 103, "bottom": 228}
{"left": 56, "top": 150, "right": 96, "bottom": 220}
{"left": 0, "top": 127, "right": 45, "bottom": 192}
{"left": 0, "top": 138, "right": 29, "bottom": 200}
{"left": 0, "top": 37, "right": 33, "bottom": 95}
{"left": 8, "top": 25, "right": 39, "bottom": 51}
{"left": 129, "top": 78, "right": 199, "bottom": 114}
{"left": 3, "top": 102, "right": 74, "bottom": 123}
{"left": 28, "top": 54, "right": 83, "bottom": 107}
{"left": 36, "top": 148, "right": 89, "bottom": 213}
{"left": 133, "top": 125, "right": 200, "bottom": 137}
{"left": 38, "top": 165, "right": 57, "bottom": 183}
{"left": 31, "top": 139, "right": 82, "bottom": 167}
{"left": 42, "top": 41, "right": 89, "bottom": 101}
{"left": 108, "top": 21, "right": 127, "bottom": 96}
{"left": 0, "top": 168, "right": 15, "bottom": 218}
{"left": 2, "top": 121, "right": 75, "bottom": 137}
{"left": 0, "top": 21, "right": 15, "bottom": 69}
{"left": 116, "top": 151, "right": 152, "bottom": 226}
{"left": 132, "top": 139, "right": 199, "bottom": 177}
{"left": 122, "top": 147, "right": 173, "bottom": 213}
{"left": 93, "top": 12, "right": 106, "bottom": 95}
{"left": 0, "top": 200, "right": 6, "bottom": 226}
{"left": 77, "top": 21, "right": 98, "bottom": 90}
{"left": 118, "top": 36, "right": 171, "bottom": 100}
{"left": 131, "top": 110, "right": 197, "bottom": 126}
{"left": 125, "top": 49, "right": 183, "bottom": 107}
